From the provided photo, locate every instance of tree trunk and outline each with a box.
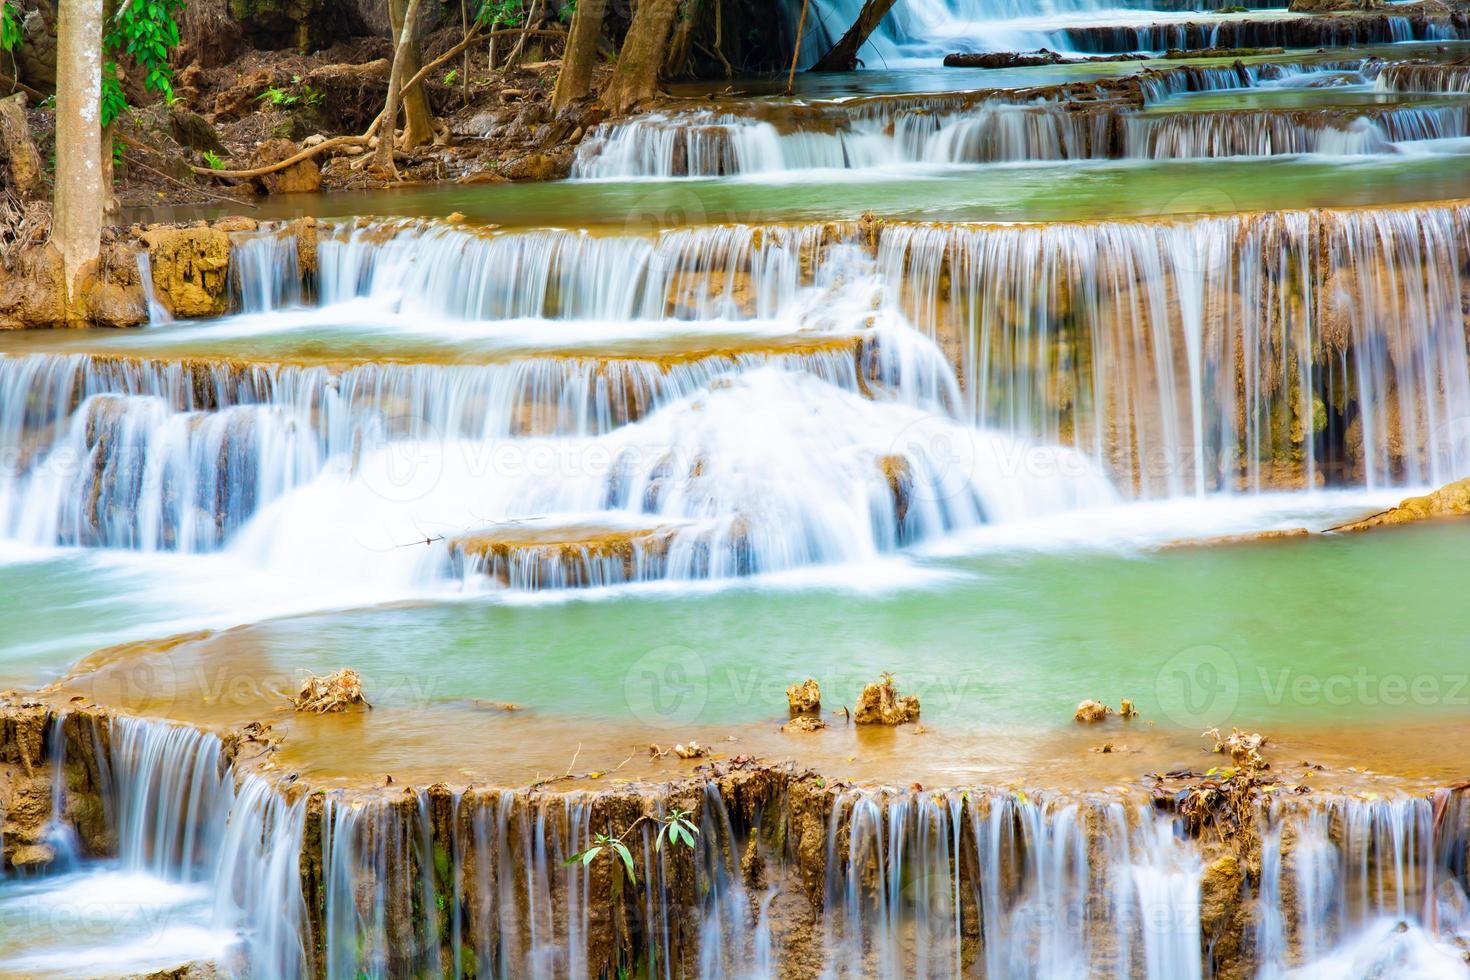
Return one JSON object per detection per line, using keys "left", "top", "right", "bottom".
{"left": 388, "top": 0, "right": 435, "bottom": 148}
{"left": 374, "top": 0, "right": 423, "bottom": 174}
{"left": 552, "top": 0, "right": 608, "bottom": 110}
{"left": 600, "top": 0, "right": 679, "bottom": 115}
{"left": 811, "top": 0, "right": 896, "bottom": 72}
{"left": 52, "top": 0, "right": 104, "bottom": 306}
{"left": 0, "top": 93, "right": 45, "bottom": 198}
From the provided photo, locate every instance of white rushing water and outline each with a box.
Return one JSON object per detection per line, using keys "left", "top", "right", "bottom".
{"left": 7, "top": 703, "right": 1470, "bottom": 978}
{"left": 0, "top": 716, "right": 306, "bottom": 977}
{"left": 566, "top": 63, "right": 1470, "bottom": 179}
{"left": 3, "top": 206, "right": 1469, "bottom": 593}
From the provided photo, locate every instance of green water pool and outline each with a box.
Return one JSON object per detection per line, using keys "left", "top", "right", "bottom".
{"left": 17, "top": 512, "right": 1463, "bottom": 736}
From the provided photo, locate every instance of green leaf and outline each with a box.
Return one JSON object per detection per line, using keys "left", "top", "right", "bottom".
{"left": 611, "top": 841, "right": 635, "bottom": 884}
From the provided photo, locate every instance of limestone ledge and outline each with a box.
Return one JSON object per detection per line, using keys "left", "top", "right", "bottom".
{"left": 0, "top": 215, "right": 315, "bottom": 330}
{"left": 2, "top": 696, "right": 1468, "bottom": 980}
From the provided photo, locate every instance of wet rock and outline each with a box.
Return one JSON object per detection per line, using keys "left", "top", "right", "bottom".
{"left": 877, "top": 454, "right": 913, "bottom": 532}
{"left": 74, "top": 246, "right": 148, "bottom": 328}
{"left": 786, "top": 679, "right": 821, "bottom": 714}
{"left": 944, "top": 49, "right": 1067, "bottom": 68}
{"left": 854, "top": 673, "right": 920, "bottom": 725}
{"left": 291, "top": 669, "right": 370, "bottom": 713}
{"left": 1334, "top": 477, "right": 1470, "bottom": 532}
{"left": 1205, "top": 727, "right": 1268, "bottom": 771}
{"left": 212, "top": 215, "right": 260, "bottom": 234}
{"left": 0, "top": 245, "right": 67, "bottom": 329}
{"left": 673, "top": 741, "right": 709, "bottom": 759}
{"left": 289, "top": 217, "right": 318, "bottom": 276}
{"left": 782, "top": 715, "right": 827, "bottom": 734}
{"left": 8, "top": 842, "right": 56, "bottom": 870}
{"left": 249, "top": 139, "right": 322, "bottom": 195}
{"left": 1119, "top": 698, "right": 1139, "bottom": 719}
{"left": 500, "top": 152, "right": 571, "bottom": 182}
{"left": 1199, "top": 853, "right": 1245, "bottom": 940}
{"left": 1074, "top": 699, "right": 1112, "bottom": 723}
{"left": 141, "top": 226, "right": 232, "bottom": 318}
{"left": 1288, "top": 0, "right": 1380, "bottom": 10}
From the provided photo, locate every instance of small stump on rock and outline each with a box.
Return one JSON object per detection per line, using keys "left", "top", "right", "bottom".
{"left": 855, "top": 673, "right": 920, "bottom": 725}
{"left": 291, "top": 669, "right": 370, "bottom": 713}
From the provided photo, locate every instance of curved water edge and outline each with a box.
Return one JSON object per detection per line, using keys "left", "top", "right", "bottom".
{"left": 5, "top": 706, "right": 1470, "bottom": 978}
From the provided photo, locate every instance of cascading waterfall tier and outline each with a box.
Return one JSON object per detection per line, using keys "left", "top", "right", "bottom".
{"left": 573, "top": 61, "right": 1410, "bottom": 178}
{"left": 0, "top": 711, "right": 308, "bottom": 976}
{"left": 14, "top": 708, "right": 1470, "bottom": 979}
{"left": 0, "top": 218, "right": 1117, "bottom": 589}
{"left": 787, "top": 0, "right": 1458, "bottom": 63}
{"left": 878, "top": 202, "right": 1470, "bottom": 495}
{"left": 1057, "top": 13, "right": 1464, "bottom": 55}
{"left": 4, "top": 204, "right": 1469, "bottom": 584}
{"left": 1379, "top": 62, "right": 1470, "bottom": 93}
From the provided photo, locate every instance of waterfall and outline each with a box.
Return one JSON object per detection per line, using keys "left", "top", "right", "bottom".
{"left": 1378, "top": 63, "right": 1470, "bottom": 94}
{"left": 571, "top": 60, "right": 1420, "bottom": 178}
{"left": 0, "top": 715, "right": 308, "bottom": 977}
{"left": 230, "top": 226, "right": 305, "bottom": 313}
{"left": 4, "top": 207, "right": 1469, "bottom": 587}
{"left": 878, "top": 204, "right": 1470, "bottom": 494}
{"left": 41, "top": 714, "right": 82, "bottom": 872}
{"left": 18, "top": 714, "right": 1470, "bottom": 978}
{"left": 785, "top": 0, "right": 1459, "bottom": 62}
{"left": 135, "top": 251, "right": 174, "bottom": 325}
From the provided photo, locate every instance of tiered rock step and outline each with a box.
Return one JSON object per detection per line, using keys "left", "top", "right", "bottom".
{"left": 447, "top": 521, "right": 684, "bottom": 588}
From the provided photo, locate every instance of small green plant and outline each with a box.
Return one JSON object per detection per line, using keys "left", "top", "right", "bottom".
{"left": 258, "top": 86, "right": 300, "bottom": 108}
{"left": 557, "top": 0, "right": 576, "bottom": 21}
{"left": 655, "top": 808, "right": 698, "bottom": 851}
{"left": 201, "top": 149, "right": 225, "bottom": 170}
{"left": 443, "top": 67, "right": 459, "bottom": 86}
{"left": 566, "top": 810, "right": 700, "bottom": 886}
{"left": 1, "top": 0, "right": 21, "bottom": 52}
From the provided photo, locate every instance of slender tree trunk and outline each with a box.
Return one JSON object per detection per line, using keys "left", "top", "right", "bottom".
{"left": 787, "top": 0, "right": 810, "bottom": 95}
{"left": 388, "top": 0, "right": 435, "bottom": 148}
{"left": 812, "top": 0, "right": 897, "bottom": 71}
{"left": 600, "top": 0, "right": 679, "bottom": 115}
{"left": 53, "top": 0, "right": 104, "bottom": 306}
{"left": 552, "top": 0, "right": 607, "bottom": 110}
{"left": 374, "top": 0, "right": 423, "bottom": 174}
